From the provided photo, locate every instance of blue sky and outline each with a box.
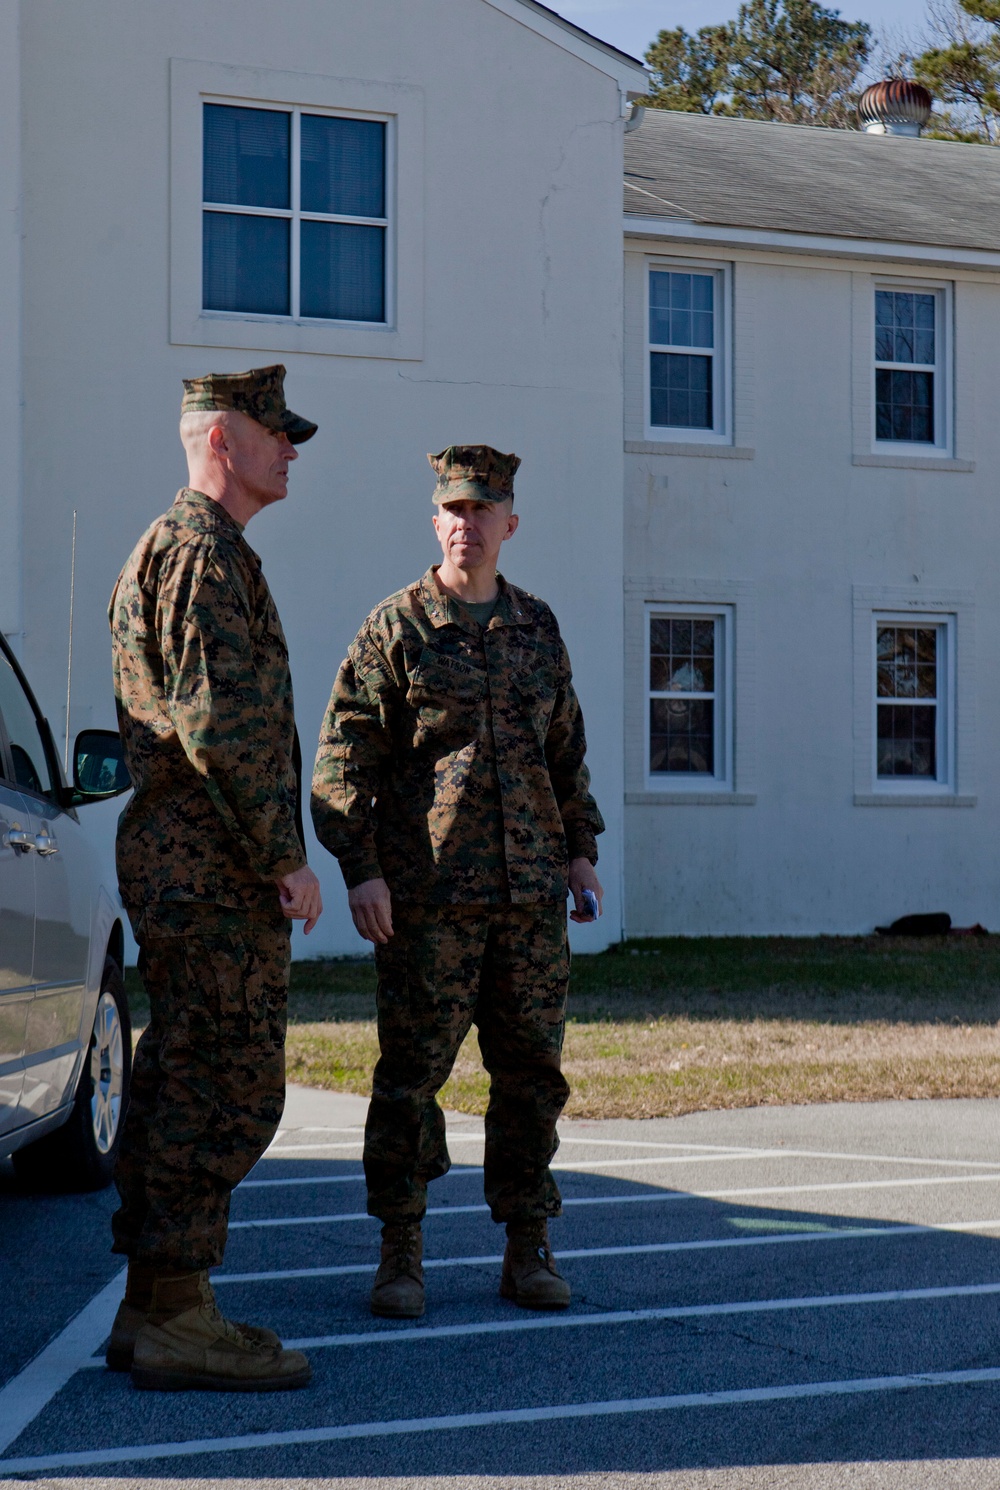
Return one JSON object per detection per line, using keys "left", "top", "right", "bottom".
{"left": 554, "top": 1, "right": 928, "bottom": 63}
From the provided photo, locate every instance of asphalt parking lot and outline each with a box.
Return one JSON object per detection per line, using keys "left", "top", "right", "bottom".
{"left": 6, "top": 1089, "right": 1000, "bottom": 1487}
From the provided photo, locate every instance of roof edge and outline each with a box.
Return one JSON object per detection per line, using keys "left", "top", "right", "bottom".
{"left": 624, "top": 214, "right": 1000, "bottom": 272}
{"left": 482, "top": 0, "right": 648, "bottom": 85}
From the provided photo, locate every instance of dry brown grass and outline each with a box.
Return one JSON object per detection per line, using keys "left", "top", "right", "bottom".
{"left": 127, "top": 935, "right": 1000, "bottom": 1120}
{"left": 284, "top": 1016, "right": 1000, "bottom": 1120}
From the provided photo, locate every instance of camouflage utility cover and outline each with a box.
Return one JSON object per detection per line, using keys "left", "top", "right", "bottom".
{"left": 311, "top": 567, "right": 604, "bottom": 904}
{"left": 181, "top": 364, "right": 317, "bottom": 445}
{"left": 429, "top": 445, "right": 520, "bottom": 505}
{"left": 110, "top": 489, "right": 305, "bottom": 909}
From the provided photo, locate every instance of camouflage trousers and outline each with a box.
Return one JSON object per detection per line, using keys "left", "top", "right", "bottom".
{"left": 112, "top": 901, "right": 290, "bottom": 1270}
{"left": 365, "top": 901, "right": 570, "bottom": 1225}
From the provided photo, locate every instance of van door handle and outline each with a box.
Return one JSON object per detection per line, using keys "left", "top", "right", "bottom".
{"left": 34, "top": 833, "right": 59, "bottom": 856}
{"left": 5, "top": 829, "right": 35, "bottom": 852}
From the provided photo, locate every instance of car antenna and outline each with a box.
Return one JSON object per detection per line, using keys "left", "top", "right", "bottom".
{"left": 63, "top": 508, "right": 77, "bottom": 773}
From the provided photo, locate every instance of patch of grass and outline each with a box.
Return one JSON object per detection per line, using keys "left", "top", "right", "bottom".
{"left": 127, "top": 936, "right": 1000, "bottom": 1120}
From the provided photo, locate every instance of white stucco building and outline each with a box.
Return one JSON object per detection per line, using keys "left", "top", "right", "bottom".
{"left": 0, "top": 0, "right": 643, "bottom": 956}
{"left": 5, "top": 0, "right": 1000, "bottom": 947}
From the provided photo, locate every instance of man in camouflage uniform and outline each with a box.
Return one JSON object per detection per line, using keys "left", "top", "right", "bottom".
{"left": 107, "top": 365, "right": 322, "bottom": 1392}
{"left": 311, "top": 445, "right": 604, "bottom": 1319}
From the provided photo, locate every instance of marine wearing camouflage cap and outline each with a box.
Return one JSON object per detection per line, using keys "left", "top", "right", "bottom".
{"left": 428, "top": 445, "right": 520, "bottom": 504}
{"left": 182, "top": 364, "right": 318, "bottom": 445}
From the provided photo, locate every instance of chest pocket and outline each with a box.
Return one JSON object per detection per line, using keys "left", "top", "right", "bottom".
{"left": 406, "top": 649, "right": 487, "bottom": 744}
{"left": 514, "top": 662, "right": 559, "bottom": 743}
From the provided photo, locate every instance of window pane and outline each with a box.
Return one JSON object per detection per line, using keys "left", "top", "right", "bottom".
{"left": 876, "top": 368, "right": 933, "bottom": 443}
{"left": 203, "top": 104, "right": 289, "bottom": 209}
{"left": 874, "top": 289, "right": 935, "bottom": 367}
{"left": 650, "top": 616, "right": 715, "bottom": 693}
{"left": 0, "top": 653, "right": 52, "bottom": 797}
{"left": 203, "top": 212, "right": 289, "bottom": 315}
{"left": 650, "top": 698, "right": 714, "bottom": 774}
{"left": 301, "top": 116, "right": 386, "bottom": 218}
{"left": 650, "top": 353, "right": 712, "bottom": 429}
{"left": 876, "top": 625, "right": 939, "bottom": 700}
{"left": 300, "top": 221, "right": 385, "bottom": 321}
{"left": 877, "top": 703, "right": 937, "bottom": 778}
{"left": 649, "top": 270, "right": 714, "bottom": 349}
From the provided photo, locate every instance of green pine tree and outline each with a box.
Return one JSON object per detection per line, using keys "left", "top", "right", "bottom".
{"left": 908, "top": 1, "right": 1000, "bottom": 143}
{"left": 642, "top": 0, "right": 871, "bottom": 128}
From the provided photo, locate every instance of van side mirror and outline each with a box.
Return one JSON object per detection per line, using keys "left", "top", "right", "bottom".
{"left": 70, "top": 729, "right": 131, "bottom": 805}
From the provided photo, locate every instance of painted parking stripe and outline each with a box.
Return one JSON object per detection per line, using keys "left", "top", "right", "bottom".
{"left": 7, "top": 1367, "right": 1000, "bottom": 1473}
{"left": 73, "top": 1276, "right": 1000, "bottom": 1371}
{"left": 269, "top": 1129, "right": 1000, "bottom": 1170}
{"left": 239, "top": 1146, "right": 1000, "bottom": 1191}
{"left": 282, "top": 1278, "right": 1000, "bottom": 1350}
{"left": 227, "top": 1171, "right": 1000, "bottom": 1230}
{"left": 210, "top": 1216, "right": 1000, "bottom": 1285}
{"left": 0, "top": 1267, "right": 125, "bottom": 1456}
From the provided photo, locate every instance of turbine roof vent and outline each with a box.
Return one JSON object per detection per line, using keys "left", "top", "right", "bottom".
{"left": 858, "top": 79, "right": 933, "bottom": 137}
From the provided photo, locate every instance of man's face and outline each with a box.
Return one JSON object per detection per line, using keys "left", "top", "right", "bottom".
{"left": 228, "top": 413, "right": 297, "bottom": 507}
{"left": 432, "top": 498, "right": 517, "bottom": 573}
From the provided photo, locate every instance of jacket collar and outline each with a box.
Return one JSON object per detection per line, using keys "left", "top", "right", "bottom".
{"left": 419, "top": 567, "right": 530, "bottom": 631}
{"left": 174, "top": 488, "right": 247, "bottom": 537}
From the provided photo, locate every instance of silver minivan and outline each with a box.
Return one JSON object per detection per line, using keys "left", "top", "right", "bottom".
{"left": 0, "top": 634, "right": 132, "bottom": 1189}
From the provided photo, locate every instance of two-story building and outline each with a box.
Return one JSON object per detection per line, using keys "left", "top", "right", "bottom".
{"left": 622, "top": 106, "right": 1000, "bottom": 933}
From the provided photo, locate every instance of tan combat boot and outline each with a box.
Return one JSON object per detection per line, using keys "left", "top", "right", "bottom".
{"left": 370, "top": 1222, "right": 425, "bottom": 1318}
{"left": 106, "top": 1264, "right": 280, "bottom": 1372}
{"left": 500, "top": 1219, "right": 571, "bottom": 1310}
{"left": 130, "top": 1271, "right": 310, "bottom": 1392}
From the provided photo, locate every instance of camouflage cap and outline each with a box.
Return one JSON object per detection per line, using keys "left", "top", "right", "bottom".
{"left": 428, "top": 445, "right": 521, "bottom": 504}
{"left": 181, "top": 364, "right": 317, "bottom": 445}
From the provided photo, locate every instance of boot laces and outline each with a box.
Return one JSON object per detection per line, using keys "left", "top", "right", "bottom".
{"left": 202, "top": 1294, "right": 273, "bottom": 1354}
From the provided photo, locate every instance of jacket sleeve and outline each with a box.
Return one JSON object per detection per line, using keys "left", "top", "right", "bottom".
{"left": 544, "top": 641, "right": 605, "bottom": 864}
{"left": 310, "top": 630, "right": 394, "bottom": 889}
{"left": 156, "top": 546, "right": 305, "bottom": 881}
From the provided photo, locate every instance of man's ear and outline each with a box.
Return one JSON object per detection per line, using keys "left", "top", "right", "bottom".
{"left": 504, "top": 511, "right": 519, "bottom": 540}
{"left": 207, "top": 422, "right": 230, "bottom": 456}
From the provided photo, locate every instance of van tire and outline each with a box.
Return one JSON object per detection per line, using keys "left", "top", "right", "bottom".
{"left": 13, "top": 957, "right": 131, "bottom": 1192}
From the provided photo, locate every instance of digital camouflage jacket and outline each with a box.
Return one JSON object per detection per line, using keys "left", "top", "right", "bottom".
{"left": 109, "top": 489, "right": 305, "bottom": 910}
{"left": 310, "top": 567, "right": 604, "bottom": 904}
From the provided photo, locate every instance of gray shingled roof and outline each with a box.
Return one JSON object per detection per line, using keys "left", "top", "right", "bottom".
{"left": 625, "top": 109, "right": 1000, "bottom": 252}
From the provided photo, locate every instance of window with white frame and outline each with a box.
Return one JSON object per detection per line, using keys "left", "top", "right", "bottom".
{"left": 647, "top": 265, "right": 727, "bottom": 439}
{"left": 875, "top": 616, "right": 954, "bottom": 787}
{"left": 874, "top": 285, "right": 948, "bottom": 451}
{"left": 202, "top": 101, "right": 389, "bottom": 324}
{"left": 648, "top": 608, "right": 732, "bottom": 785}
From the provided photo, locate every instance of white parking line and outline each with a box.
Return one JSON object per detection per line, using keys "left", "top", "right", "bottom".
{"left": 0, "top": 1267, "right": 125, "bottom": 1455}
{"left": 207, "top": 1217, "right": 1000, "bottom": 1286}
{"left": 267, "top": 1130, "right": 1000, "bottom": 1170}
{"left": 242, "top": 1171, "right": 367, "bottom": 1189}
{"left": 6, "top": 1366, "right": 1000, "bottom": 1473}
{"left": 73, "top": 1274, "right": 1000, "bottom": 1370}
{"left": 239, "top": 1145, "right": 1000, "bottom": 1191}
{"left": 227, "top": 1171, "right": 1000, "bottom": 1230}
{"left": 282, "top": 1278, "right": 1000, "bottom": 1350}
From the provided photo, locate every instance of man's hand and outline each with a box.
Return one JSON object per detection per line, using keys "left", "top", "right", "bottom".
{"left": 277, "top": 864, "right": 323, "bottom": 934}
{"left": 569, "top": 857, "right": 603, "bottom": 924}
{"left": 349, "top": 877, "right": 394, "bottom": 945}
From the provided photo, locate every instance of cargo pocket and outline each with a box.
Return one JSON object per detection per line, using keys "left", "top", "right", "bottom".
{"left": 184, "top": 931, "right": 269, "bottom": 1048}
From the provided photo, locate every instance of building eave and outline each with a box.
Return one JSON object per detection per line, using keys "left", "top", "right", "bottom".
{"left": 624, "top": 214, "right": 1000, "bottom": 273}
{"left": 483, "top": 0, "right": 648, "bottom": 91}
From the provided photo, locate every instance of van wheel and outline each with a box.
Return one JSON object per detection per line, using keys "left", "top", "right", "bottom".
{"left": 13, "top": 957, "right": 132, "bottom": 1192}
